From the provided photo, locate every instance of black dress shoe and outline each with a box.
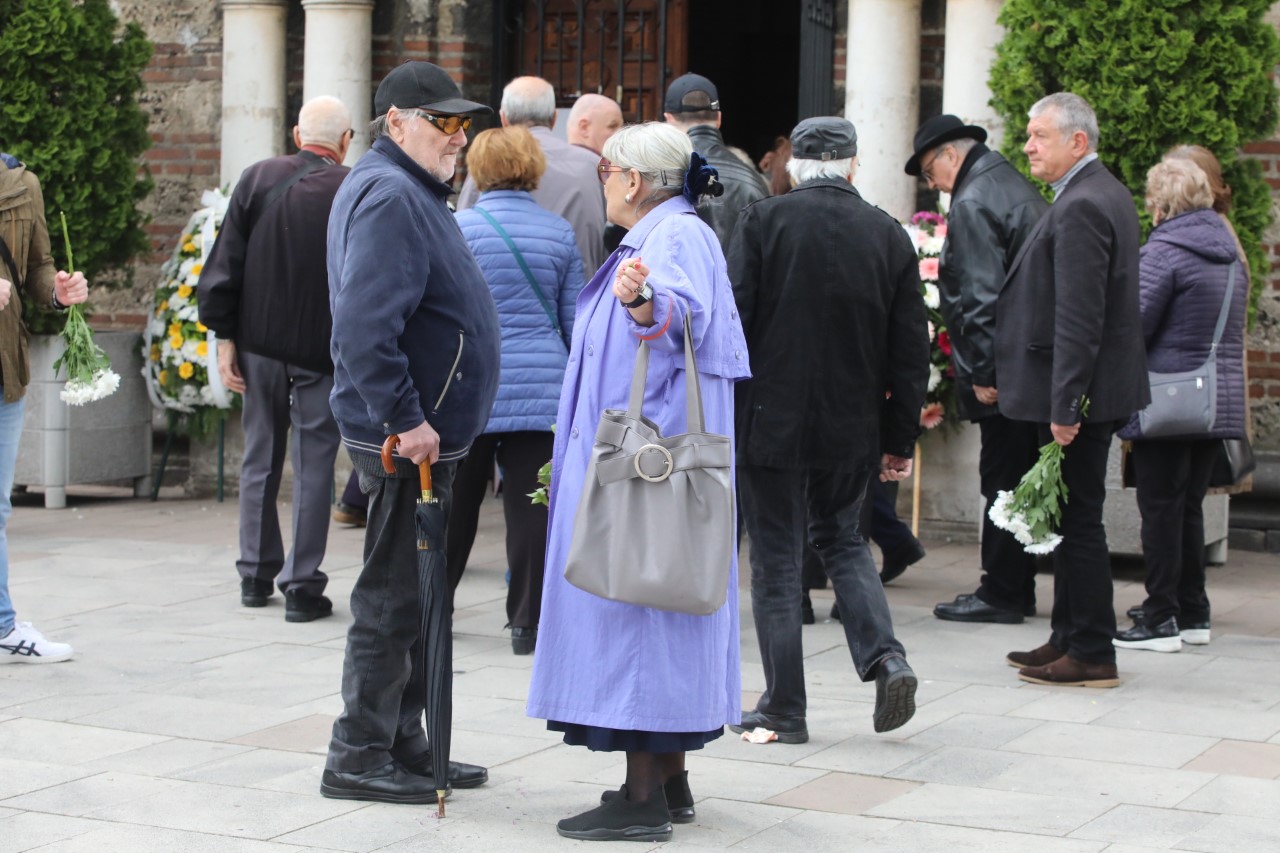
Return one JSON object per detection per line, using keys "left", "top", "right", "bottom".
{"left": 934, "top": 594, "right": 1024, "bottom": 624}
{"left": 320, "top": 762, "right": 447, "bottom": 804}
{"left": 398, "top": 752, "right": 489, "bottom": 788}
{"left": 511, "top": 626, "right": 537, "bottom": 655}
{"left": 728, "top": 709, "right": 809, "bottom": 743}
{"left": 558, "top": 784, "right": 673, "bottom": 841}
{"left": 602, "top": 770, "right": 695, "bottom": 823}
{"left": 1114, "top": 615, "right": 1181, "bottom": 653}
{"left": 801, "top": 592, "right": 815, "bottom": 625}
{"left": 285, "top": 589, "right": 333, "bottom": 623}
{"left": 881, "top": 538, "right": 926, "bottom": 584}
{"left": 873, "top": 655, "right": 918, "bottom": 733}
{"left": 240, "top": 577, "right": 273, "bottom": 608}
{"left": 956, "top": 593, "right": 1035, "bottom": 617}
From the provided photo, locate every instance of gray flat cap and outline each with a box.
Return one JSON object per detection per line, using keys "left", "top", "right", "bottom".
{"left": 790, "top": 117, "right": 857, "bottom": 161}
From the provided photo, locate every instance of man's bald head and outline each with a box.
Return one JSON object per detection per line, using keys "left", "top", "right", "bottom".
{"left": 567, "top": 94, "right": 623, "bottom": 155}
{"left": 500, "top": 76, "right": 556, "bottom": 128}
{"left": 297, "top": 96, "right": 352, "bottom": 148}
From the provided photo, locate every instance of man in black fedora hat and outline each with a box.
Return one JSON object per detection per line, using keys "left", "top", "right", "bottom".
{"left": 905, "top": 114, "right": 1048, "bottom": 626}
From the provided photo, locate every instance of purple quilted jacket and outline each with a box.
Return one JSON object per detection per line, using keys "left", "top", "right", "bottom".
{"left": 1136, "top": 208, "right": 1247, "bottom": 439}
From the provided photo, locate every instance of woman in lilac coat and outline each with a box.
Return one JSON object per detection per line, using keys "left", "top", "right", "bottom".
{"left": 527, "top": 122, "right": 749, "bottom": 842}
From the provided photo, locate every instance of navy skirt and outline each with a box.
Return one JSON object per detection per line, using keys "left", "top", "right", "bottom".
{"left": 548, "top": 721, "right": 725, "bottom": 753}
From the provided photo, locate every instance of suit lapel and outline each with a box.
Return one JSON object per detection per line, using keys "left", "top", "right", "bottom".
{"left": 1003, "top": 206, "right": 1051, "bottom": 286}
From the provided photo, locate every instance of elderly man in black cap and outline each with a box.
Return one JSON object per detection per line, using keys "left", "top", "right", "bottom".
{"left": 904, "top": 115, "right": 1049, "bottom": 625}
{"left": 726, "top": 117, "right": 930, "bottom": 740}
{"left": 320, "top": 61, "right": 500, "bottom": 804}
{"left": 663, "top": 72, "right": 769, "bottom": 253}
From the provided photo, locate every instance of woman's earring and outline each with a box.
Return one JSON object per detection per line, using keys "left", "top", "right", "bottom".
{"left": 624, "top": 195, "right": 633, "bottom": 204}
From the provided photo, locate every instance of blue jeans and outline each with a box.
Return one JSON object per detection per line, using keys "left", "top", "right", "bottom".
{"left": 0, "top": 385, "right": 26, "bottom": 635}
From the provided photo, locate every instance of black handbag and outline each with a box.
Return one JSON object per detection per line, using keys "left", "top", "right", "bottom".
{"left": 1208, "top": 437, "right": 1256, "bottom": 488}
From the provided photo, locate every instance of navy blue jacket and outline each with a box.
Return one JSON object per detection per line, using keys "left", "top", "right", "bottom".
{"left": 455, "top": 190, "right": 584, "bottom": 434}
{"left": 327, "top": 137, "right": 500, "bottom": 467}
{"left": 1136, "top": 208, "right": 1247, "bottom": 440}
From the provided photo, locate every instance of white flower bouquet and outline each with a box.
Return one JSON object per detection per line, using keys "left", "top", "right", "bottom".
{"left": 51, "top": 213, "right": 119, "bottom": 406}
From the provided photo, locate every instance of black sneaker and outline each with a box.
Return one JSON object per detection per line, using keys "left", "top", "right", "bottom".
{"left": 728, "top": 709, "right": 809, "bottom": 744}
{"left": 558, "top": 784, "right": 673, "bottom": 841}
{"left": 1126, "top": 605, "right": 1146, "bottom": 623}
{"left": 601, "top": 770, "right": 695, "bottom": 824}
{"left": 240, "top": 577, "right": 273, "bottom": 608}
{"left": 285, "top": 590, "right": 333, "bottom": 623}
{"left": 1114, "top": 615, "right": 1181, "bottom": 653}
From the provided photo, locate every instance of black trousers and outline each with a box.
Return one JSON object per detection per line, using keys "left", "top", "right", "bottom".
{"left": 1132, "top": 438, "right": 1217, "bottom": 626}
{"left": 975, "top": 414, "right": 1042, "bottom": 610}
{"left": 326, "top": 460, "right": 456, "bottom": 773}
{"left": 1042, "top": 421, "right": 1119, "bottom": 665}
{"left": 802, "top": 480, "right": 915, "bottom": 591}
{"left": 740, "top": 463, "right": 905, "bottom": 720}
{"left": 445, "top": 431, "right": 553, "bottom": 629}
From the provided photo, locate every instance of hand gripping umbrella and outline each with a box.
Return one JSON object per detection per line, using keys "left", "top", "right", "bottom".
{"left": 381, "top": 436, "right": 451, "bottom": 817}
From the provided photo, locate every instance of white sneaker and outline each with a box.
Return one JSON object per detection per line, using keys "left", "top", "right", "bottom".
{"left": 0, "top": 622, "right": 74, "bottom": 663}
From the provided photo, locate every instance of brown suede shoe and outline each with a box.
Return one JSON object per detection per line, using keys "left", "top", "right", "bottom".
{"left": 1018, "top": 655, "right": 1119, "bottom": 688}
{"left": 1005, "top": 642, "right": 1064, "bottom": 669}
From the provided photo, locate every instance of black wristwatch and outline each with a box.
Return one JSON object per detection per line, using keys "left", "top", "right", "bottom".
{"left": 622, "top": 282, "right": 653, "bottom": 309}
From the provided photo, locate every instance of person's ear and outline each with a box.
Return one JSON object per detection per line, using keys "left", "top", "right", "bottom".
{"left": 715, "top": 113, "right": 722, "bottom": 129}
{"left": 1071, "top": 129, "right": 1089, "bottom": 156}
{"left": 499, "top": 110, "right": 511, "bottom": 128}
{"left": 292, "top": 126, "right": 303, "bottom": 150}
{"left": 628, "top": 168, "right": 643, "bottom": 197}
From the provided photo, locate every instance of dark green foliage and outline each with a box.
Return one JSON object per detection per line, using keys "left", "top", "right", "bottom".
{"left": 989, "top": 0, "right": 1280, "bottom": 325}
{"left": 0, "top": 0, "right": 153, "bottom": 330}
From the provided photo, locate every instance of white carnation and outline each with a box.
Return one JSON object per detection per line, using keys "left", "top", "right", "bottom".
{"left": 59, "top": 369, "right": 120, "bottom": 406}
{"left": 923, "top": 282, "right": 940, "bottom": 309}
{"left": 922, "top": 235, "right": 945, "bottom": 255}
{"left": 927, "top": 364, "right": 942, "bottom": 392}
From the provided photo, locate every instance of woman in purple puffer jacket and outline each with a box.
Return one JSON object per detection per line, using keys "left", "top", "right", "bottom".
{"left": 1114, "top": 158, "right": 1247, "bottom": 655}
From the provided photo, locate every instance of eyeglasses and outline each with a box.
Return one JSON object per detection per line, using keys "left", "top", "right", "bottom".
{"left": 407, "top": 110, "right": 473, "bottom": 135}
{"left": 920, "top": 147, "right": 946, "bottom": 181}
{"left": 597, "top": 157, "right": 627, "bottom": 184}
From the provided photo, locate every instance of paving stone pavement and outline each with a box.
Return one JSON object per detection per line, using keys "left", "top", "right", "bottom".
{"left": 2, "top": 488, "right": 1279, "bottom": 852}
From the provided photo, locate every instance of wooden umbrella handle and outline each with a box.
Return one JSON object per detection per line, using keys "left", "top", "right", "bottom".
{"left": 380, "top": 434, "right": 433, "bottom": 494}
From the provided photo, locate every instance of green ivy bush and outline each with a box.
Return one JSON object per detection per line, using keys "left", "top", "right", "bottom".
{"left": 0, "top": 0, "right": 153, "bottom": 332}
{"left": 989, "top": 0, "right": 1280, "bottom": 325}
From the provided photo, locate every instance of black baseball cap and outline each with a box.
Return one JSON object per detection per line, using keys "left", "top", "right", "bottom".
{"left": 664, "top": 73, "right": 720, "bottom": 114}
{"left": 374, "top": 61, "right": 493, "bottom": 118}
{"left": 790, "top": 117, "right": 858, "bottom": 161}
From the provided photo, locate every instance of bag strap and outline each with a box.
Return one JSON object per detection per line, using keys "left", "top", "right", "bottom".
{"left": 628, "top": 310, "right": 706, "bottom": 433}
{"left": 1209, "top": 260, "right": 1237, "bottom": 354}
{"left": 473, "top": 206, "right": 568, "bottom": 349}
{"left": 0, "top": 233, "right": 20, "bottom": 291}
{"left": 246, "top": 151, "right": 329, "bottom": 236}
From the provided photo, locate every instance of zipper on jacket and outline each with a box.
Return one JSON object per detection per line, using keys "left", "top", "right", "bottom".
{"left": 432, "top": 331, "right": 465, "bottom": 413}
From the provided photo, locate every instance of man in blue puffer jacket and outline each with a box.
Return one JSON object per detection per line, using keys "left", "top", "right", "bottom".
{"left": 321, "top": 61, "right": 500, "bottom": 806}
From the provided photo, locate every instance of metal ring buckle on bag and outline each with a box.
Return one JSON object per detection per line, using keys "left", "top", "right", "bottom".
{"left": 633, "top": 444, "right": 674, "bottom": 483}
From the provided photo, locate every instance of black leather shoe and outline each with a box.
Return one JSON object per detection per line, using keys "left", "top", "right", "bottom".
{"left": 602, "top": 770, "right": 695, "bottom": 823}
{"left": 801, "top": 592, "right": 815, "bottom": 625}
{"left": 1114, "top": 616, "right": 1181, "bottom": 653}
{"left": 285, "top": 590, "right": 333, "bottom": 623}
{"left": 240, "top": 577, "right": 273, "bottom": 608}
{"left": 320, "top": 762, "right": 447, "bottom": 804}
{"left": 934, "top": 594, "right": 1024, "bottom": 624}
{"left": 881, "top": 539, "right": 926, "bottom": 584}
{"left": 398, "top": 752, "right": 488, "bottom": 788}
{"left": 873, "top": 655, "right": 918, "bottom": 733}
{"left": 558, "top": 784, "right": 673, "bottom": 841}
{"left": 955, "top": 592, "right": 1036, "bottom": 618}
{"left": 728, "top": 709, "right": 809, "bottom": 744}
{"left": 511, "top": 626, "right": 537, "bottom": 655}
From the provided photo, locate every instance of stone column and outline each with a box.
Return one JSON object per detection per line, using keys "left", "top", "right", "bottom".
{"left": 302, "top": 0, "right": 375, "bottom": 163}
{"left": 220, "top": 0, "right": 288, "bottom": 187}
{"left": 943, "top": 0, "right": 1006, "bottom": 148}
{"left": 844, "top": 0, "right": 921, "bottom": 221}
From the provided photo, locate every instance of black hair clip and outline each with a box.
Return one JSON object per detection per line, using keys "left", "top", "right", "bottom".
{"left": 683, "top": 151, "right": 724, "bottom": 203}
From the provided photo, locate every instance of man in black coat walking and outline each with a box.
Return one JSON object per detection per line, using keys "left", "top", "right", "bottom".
{"left": 996, "top": 93, "right": 1150, "bottom": 687}
{"left": 727, "top": 117, "right": 930, "bottom": 739}
{"left": 904, "top": 115, "right": 1048, "bottom": 625}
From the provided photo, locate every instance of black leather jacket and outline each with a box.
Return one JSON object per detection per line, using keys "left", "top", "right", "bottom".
{"left": 940, "top": 150, "right": 1047, "bottom": 420}
{"left": 685, "top": 124, "right": 770, "bottom": 254}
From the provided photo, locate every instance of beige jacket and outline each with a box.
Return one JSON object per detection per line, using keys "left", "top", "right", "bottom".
{"left": 0, "top": 159, "right": 57, "bottom": 402}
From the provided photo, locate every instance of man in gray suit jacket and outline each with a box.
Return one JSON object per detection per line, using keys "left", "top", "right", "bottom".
{"left": 995, "top": 93, "right": 1149, "bottom": 688}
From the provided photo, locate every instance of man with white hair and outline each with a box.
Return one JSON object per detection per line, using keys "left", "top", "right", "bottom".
{"left": 198, "top": 95, "right": 353, "bottom": 623}
{"left": 726, "top": 117, "right": 930, "bottom": 740}
{"left": 997, "top": 92, "right": 1148, "bottom": 688}
{"left": 456, "top": 76, "right": 605, "bottom": 272}
{"left": 566, "top": 92, "right": 622, "bottom": 155}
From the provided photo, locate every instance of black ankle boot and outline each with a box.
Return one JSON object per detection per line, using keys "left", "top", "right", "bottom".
{"left": 601, "top": 770, "right": 695, "bottom": 823}
{"left": 559, "top": 784, "right": 673, "bottom": 841}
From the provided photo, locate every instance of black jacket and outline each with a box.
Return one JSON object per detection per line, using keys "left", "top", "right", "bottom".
{"left": 995, "top": 159, "right": 1150, "bottom": 425}
{"left": 198, "top": 151, "right": 348, "bottom": 373}
{"left": 940, "top": 150, "right": 1047, "bottom": 420}
{"left": 686, "top": 124, "right": 770, "bottom": 254}
{"left": 728, "top": 178, "right": 929, "bottom": 470}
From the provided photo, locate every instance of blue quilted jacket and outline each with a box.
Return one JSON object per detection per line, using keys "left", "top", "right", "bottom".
{"left": 1137, "top": 208, "right": 1247, "bottom": 440}
{"left": 456, "top": 190, "right": 586, "bottom": 434}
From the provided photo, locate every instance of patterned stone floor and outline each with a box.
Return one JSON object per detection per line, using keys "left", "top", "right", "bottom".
{"left": 2, "top": 487, "right": 1279, "bottom": 851}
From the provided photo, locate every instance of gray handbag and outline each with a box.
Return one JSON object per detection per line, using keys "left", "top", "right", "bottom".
{"left": 1130, "top": 261, "right": 1236, "bottom": 439}
{"left": 563, "top": 312, "right": 734, "bottom": 616}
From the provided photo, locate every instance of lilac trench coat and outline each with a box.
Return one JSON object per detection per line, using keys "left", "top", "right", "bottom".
{"left": 527, "top": 195, "right": 750, "bottom": 733}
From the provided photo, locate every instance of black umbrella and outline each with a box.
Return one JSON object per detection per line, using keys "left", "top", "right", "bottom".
{"left": 381, "top": 436, "right": 451, "bottom": 817}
